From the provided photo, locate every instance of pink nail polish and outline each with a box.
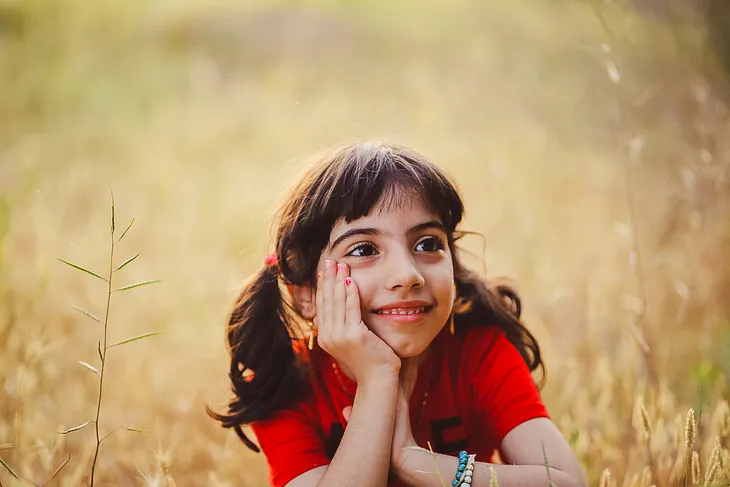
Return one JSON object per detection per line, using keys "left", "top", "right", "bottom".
{"left": 317, "top": 272, "right": 322, "bottom": 279}
{"left": 345, "top": 278, "right": 351, "bottom": 287}
{"left": 337, "top": 263, "right": 345, "bottom": 271}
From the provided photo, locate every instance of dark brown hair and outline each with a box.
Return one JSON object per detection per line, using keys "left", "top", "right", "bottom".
{"left": 207, "top": 141, "right": 544, "bottom": 451}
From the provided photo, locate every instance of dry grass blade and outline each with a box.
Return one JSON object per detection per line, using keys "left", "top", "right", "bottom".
{"left": 0, "top": 444, "right": 12, "bottom": 451}
{"left": 58, "top": 420, "right": 93, "bottom": 434}
{"left": 600, "top": 469, "right": 611, "bottom": 487}
{"left": 46, "top": 454, "right": 71, "bottom": 483}
{"left": 425, "top": 441, "right": 447, "bottom": 487}
{"left": 117, "top": 217, "right": 135, "bottom": 243}
{"left": 686, "top": 408, "right": 697, "bottom": 450}
{"left": 110, "top": 188, "right": 115, "bottom": 234}
{"left": 100, "top": 426, "right": 121, "bottom": 444}
{"left": 490, "top": 465, "right": 499, "bottom": 487}
{"left": 115, "top": 253, "right": 139, "bottom": 271}
{"left": 704, "top": 461, "right": 718, "bottom": 487}
{"left": 692, "top": 451, "right": 700, "bottom": 485}
{"left": 100, "top": 425, "right": 146, "bottom": 444}
{"left": 57, "top": 258, "right": 108, "bottom": 282}
{"left": 709, "top": 439, "right": 721, "bottom": 468}
{"left": 704, "top": 443, "right": 721, "bottom": 487}
{"left": 72, "top": 305, "right": 103, "bottom": 324}
{"left": 107, "top": 331, "right": 163, "bottom": 348}
{"left": 113, "top": 279, "right": 161, "bottom": 292}
{"left": 640, "top": 404, "right": 652, "bottom": 438}
{"left": 78, "top": 360, "right": 101, "bottom": 377}
{"left": 0, "top": 457, "right": 19, "bottom": 479}
{"left": 542, "top": 441, "right": 555, "bottom": 487}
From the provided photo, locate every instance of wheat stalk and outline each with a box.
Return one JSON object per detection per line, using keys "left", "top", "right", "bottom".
{"left": 692, "top": 451, "right": 701, "bottom": 486}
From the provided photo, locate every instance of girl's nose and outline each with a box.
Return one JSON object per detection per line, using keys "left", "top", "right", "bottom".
{"left": 384, "top": 253, "right": 425, "bottom": 291}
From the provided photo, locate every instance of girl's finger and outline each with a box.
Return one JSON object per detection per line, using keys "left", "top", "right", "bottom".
{"left": 344, "top": 275, "right": 362, "bottom": 327}
{"left": 333, "top": 263, "right": 348, "bottom": 329}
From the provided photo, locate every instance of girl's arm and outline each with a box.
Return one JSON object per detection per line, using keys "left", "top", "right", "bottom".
{"left": 285, "top": 376, "right": 399, "bottom": 487}
{"left": 394, "top": 417, "right": 587, "bottom": 487}
{"left": 284, "top": 260, "right": 402, "bottom": 487}
{"left": 391, "top": 328, "right": 587, "bottom": 487}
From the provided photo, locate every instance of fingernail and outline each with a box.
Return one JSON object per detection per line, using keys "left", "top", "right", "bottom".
{"left": 345, "top": 278, "right": 351, "bottom": 287}
{"left": 337, "top": 263, "right": 345, "bottom": 272}
{"left": 317, "top": 272, "right": 322, "bottom": 279}
{"left": 325, "top": 260, "right": 332, "bottom": 269}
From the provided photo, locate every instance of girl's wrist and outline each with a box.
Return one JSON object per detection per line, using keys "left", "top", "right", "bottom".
{"left": 357, "top": 373, "right": 400, "bottom": 392}
{"left": 351, "top": 362, "right": 401, "bottom": 386}
{"left": 394, "top": 448, "right": 483, "bottom": 486}
{"left": 391, "top": 443, "right": 427, "bottom": 480}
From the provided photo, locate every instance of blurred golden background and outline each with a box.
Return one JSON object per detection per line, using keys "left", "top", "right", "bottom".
{"left": 1, "top": 0, "right": 729, "bottom": 485}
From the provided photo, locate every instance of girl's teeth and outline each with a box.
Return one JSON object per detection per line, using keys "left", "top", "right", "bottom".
{"left": 378, "top": 308, "right": 425, "bottom": 315}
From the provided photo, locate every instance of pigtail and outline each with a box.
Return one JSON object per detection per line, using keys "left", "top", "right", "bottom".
{"left": 206, "top": 261, "right": 302, "bottom": 452}
{"left": 453, "top": 263, "right": 545, "bottom": 387}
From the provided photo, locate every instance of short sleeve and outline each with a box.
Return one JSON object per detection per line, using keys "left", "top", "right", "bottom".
{"left": 250, "top": 403, "right": 331, "bottom": 487}
{"left": 467, "top": 328, "right": 549, "bottom": 444}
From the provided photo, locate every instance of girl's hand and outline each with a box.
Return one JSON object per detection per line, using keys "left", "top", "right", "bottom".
{"left": 316, "top": 260, "right": 401, "bottom": 385}
{"left": 391, "top": 358, "right": 419, "bottom": 471}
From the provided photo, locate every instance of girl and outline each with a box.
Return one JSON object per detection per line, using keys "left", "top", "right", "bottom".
{"left": 209, "top": 142, "right": 587, "bottom": 487}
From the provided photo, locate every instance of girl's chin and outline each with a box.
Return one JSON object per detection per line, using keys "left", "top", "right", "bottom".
{"left": 381, "top": 336, "right": 428, "bottom": 359}
{"left": 366, "top": 322, "right": 446, "bottom": 359}
{"left": 396, "top": 349, "right": 425, "bottom": 360}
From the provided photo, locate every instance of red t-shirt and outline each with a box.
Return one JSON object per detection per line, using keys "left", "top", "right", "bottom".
{"left": 251, "top": 326, "right": 549, "bottom": 487}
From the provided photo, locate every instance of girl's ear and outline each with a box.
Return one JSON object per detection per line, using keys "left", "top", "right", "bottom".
{"left": 287, "top": 284, "right": 316, "bottom": 320}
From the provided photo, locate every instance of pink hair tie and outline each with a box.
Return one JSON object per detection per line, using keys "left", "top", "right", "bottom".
{"left": 264, "top": 252, "right": 278, "bottom": 266}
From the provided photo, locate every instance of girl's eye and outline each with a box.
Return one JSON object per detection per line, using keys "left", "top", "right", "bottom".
{"left": 346, "top": 242, "right": 378, "bottom": 257}
{"left": 415, "top": 236, "right": 444, "bottom": 253}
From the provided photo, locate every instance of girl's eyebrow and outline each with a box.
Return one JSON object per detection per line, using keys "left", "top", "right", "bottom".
{"left": 328, "top": 220, "right": 446, "bottom": 250}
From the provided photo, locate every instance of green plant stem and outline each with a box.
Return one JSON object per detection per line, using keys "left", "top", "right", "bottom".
{"left": 89, "top": 229, "right": 114, "bottom": 486}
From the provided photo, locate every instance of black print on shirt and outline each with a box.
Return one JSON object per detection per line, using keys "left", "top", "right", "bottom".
{"left": 431, "top": 416, "right": 468, "bottom": 454}
{"left": 327, "top": 417, "right": 468, "bottom": 459}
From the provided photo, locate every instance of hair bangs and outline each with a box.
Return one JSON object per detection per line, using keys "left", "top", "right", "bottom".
{"left": 317, "top": 143, "right": 464, "bottom": 233}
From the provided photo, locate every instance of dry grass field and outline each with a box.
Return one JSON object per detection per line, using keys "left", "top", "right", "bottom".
{"left": 1, "top": 0, "right": 729, "bottom": 485}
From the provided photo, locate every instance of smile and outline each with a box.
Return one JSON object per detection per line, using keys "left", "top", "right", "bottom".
{"left": 374, "top": 307, "right": 431, "bottom": 315}
{"left": 372, "top": 306, "right": 434, "bottom": 324}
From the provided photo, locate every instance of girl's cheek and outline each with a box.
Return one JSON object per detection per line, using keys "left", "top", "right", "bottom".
{"left": 349, "top": 273, "right": 373, "bottom": 305}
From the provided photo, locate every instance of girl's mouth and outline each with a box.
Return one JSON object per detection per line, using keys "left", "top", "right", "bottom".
{"left": 372, "top": 306, "right": 433, "bottom": 323}
{"left": 374, "top": 306, "right": 431, "bottom": 315}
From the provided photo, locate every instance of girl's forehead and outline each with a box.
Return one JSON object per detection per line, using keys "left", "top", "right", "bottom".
{"left": 331, "top": 194, "right": 441, "bottom": 234}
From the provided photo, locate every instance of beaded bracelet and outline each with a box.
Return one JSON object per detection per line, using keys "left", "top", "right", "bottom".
{"left": 452, "top": 451, "right": 468, "bottom": 487}
{"left": 454, "top": 454, "right": 476, "bottom": 486}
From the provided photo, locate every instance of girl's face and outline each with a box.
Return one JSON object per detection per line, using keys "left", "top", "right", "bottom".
{"left": 318, "top": 193, "right": 456, "bottom": 358}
